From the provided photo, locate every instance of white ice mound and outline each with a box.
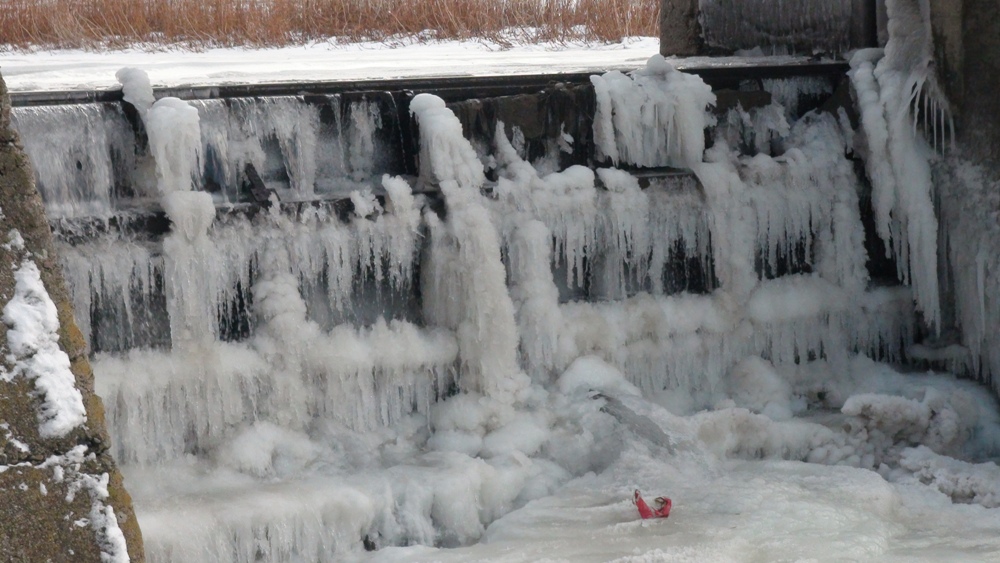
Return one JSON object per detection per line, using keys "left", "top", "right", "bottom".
{"left": 727, "top": 356, "right": 794, "bottom": 421}
{"left": 2, "top": 261, "right": 86, "bottom": 438}
{"left": 409, "top": 93, "right": 485, "bottom": 191}
{"left": 591, "top": 54, "right": 715, "bottom": 169}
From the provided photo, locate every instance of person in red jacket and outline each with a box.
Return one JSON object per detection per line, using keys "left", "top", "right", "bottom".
{"left": 633, "top": 489, "right": 671, "bottom": 519}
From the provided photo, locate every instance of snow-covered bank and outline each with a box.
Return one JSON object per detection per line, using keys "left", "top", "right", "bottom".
{"left": 2, "top": 38, "right": 659, "bottom": 92}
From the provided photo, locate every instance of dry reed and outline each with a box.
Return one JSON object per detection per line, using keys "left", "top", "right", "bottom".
{"left": 0, "top": 0, "right": 659, "bottom": 51}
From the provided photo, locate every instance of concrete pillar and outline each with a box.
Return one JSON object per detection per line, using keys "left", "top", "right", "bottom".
{"left": 660, "top": 0, "right": 701, "bottom": 57}
{"left": 928, "top": 0, "right": 964, "bottom": 114}
{"left": 960, "top": 0, "right": 1000, "bottom": 163}
{"left": 0, "top": 72, "right": 144, "bottom": 562}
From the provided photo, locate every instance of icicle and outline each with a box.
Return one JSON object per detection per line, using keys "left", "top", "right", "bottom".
{"left": 847, "top": 0, "right": 946, "bottom": 330}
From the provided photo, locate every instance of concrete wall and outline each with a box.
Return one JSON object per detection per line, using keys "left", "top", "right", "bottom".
{"left": 0, "top": 72, "right": 144, "bottom": 562}
{"left": 928, "top": 0, "right": 1000, "bottom": 163}
{"left": 659, "top": 0, "right": 700, "bottom": 56}
{"left": 960, "top": 0, "right": 1000, "bottom": 163}
{"left": 663, "top": 0, "right": 877, "bottom": 56}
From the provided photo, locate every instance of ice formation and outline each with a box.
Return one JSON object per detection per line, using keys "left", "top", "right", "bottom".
{"left": 14, "top": 41, "right": 1000, "bottom": 559}
{"left": 848, "top": 0, "right": 952, "bottom": 331}
{"left": 591, "top": 55, "right": 716, "bottom": 168}
{"left": 411, "top": 94, "right": 528, "bottom": 404}
{"left": 115, "top": 67, "right": 156, "bottom": 117}
{"left": 9, "top": 104, "right": 130, "bottom": 219}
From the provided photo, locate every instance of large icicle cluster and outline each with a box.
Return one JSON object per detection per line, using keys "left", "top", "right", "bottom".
{"left": 848, "top": 0, "right": 951, "bottom": 331}
{"left": 591, "top": 55, "right": 716, "bottom": 168}
{"left": 411, "top": 94, "right": 528, "bottom": 404}
{"left": 545, "top": 56, "right": 909, "bottom": 401}
{"left": 938, "top": 161, "right": 1000, "bottom": 394}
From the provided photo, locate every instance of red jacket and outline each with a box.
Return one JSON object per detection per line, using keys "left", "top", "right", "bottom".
{"left": 634, "top": 490, "right": 671, "bottom": 519}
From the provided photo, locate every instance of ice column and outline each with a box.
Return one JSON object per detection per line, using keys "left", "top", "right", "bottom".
{"left": 410, "top": 94, "right": 529, "bottom": 404}
{"left": 119, "top": 68, "right": 219, "bottom": 346}
{"left": 848, "top": 0, "right": 947, "bottom": 330}
{"left": 506, "top": 218, "right": 567, "bottom": 380}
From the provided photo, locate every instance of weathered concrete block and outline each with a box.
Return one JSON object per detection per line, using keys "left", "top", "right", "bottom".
{"left": 659, "top": 0, "right": 700, "bottom": 57}
{"left": 0, "top": 464, "right": 107, "bottom": 562}
{"left": 961, "top": 0, "right": 1000, "bottom": 163}
{"left": 0, "top": 71, "right": 144, "bottom": 562}
{"left": 685, "top": 0, "right": 876, "bottom": 55}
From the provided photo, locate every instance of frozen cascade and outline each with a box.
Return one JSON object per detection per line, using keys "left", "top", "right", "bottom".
{"left": 591, "top": 55, "right": 716, "bottom": 168}
{"left": 144, "top": 95, "right": 223, "bottom": 347}
{"left": 410, "top": 94, "right": 529, "bottom": 404}
{"left": 24, "top": 52, "right": 997, "bottom": 561}
{"left": 577, "top": 55, "right": 910, "bottom": 393}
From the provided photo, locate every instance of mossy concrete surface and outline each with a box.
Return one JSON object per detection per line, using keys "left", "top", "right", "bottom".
{"left": 0, "top": 72, "right": 144, "bottom": 562}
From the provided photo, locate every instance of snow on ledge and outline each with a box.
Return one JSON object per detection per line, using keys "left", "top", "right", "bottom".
{"left": 2, "top": 258, "right": 87, "bottom": 438}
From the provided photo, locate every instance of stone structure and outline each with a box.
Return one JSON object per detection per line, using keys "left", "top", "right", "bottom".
{"left": 959, "top": 0, "right": 1000, "bottom": 163}
{"left": 664, "top": 0, "right": 876, "bottom": 56}
{"left": 658, "top": 0, "right": 998, "bottom": 162}
{"left": 0, "top": 72, "right": 143, "bottom": 562}
{"left": 925, "top": 0, "right": 1000, "bottom": 162}
{"left": 659, "top": 0, "right": 700, "bottom": 57}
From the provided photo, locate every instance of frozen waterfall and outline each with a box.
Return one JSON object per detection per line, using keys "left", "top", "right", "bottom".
{"left": 9, "top": 27, "right": 1000, "bottom": 560}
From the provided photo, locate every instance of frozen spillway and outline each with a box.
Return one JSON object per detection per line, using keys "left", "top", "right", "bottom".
{"left": 12, "top": 46, "right": 994, "bottom": 560}
{"left": 10, "top": 92, "right": 407, "bottom": 226}
{"left": 10, "top": 103, "right": 135, "bottom": 220}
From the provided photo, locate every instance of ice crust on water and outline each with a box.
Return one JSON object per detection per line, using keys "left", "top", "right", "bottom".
{"left": 44, "top": 54, "right": 1000, "bottom": 560}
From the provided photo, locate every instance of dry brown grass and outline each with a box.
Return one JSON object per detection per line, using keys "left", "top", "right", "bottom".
{"left": 1, "top": 0, "right": 659, "bottom": 51}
